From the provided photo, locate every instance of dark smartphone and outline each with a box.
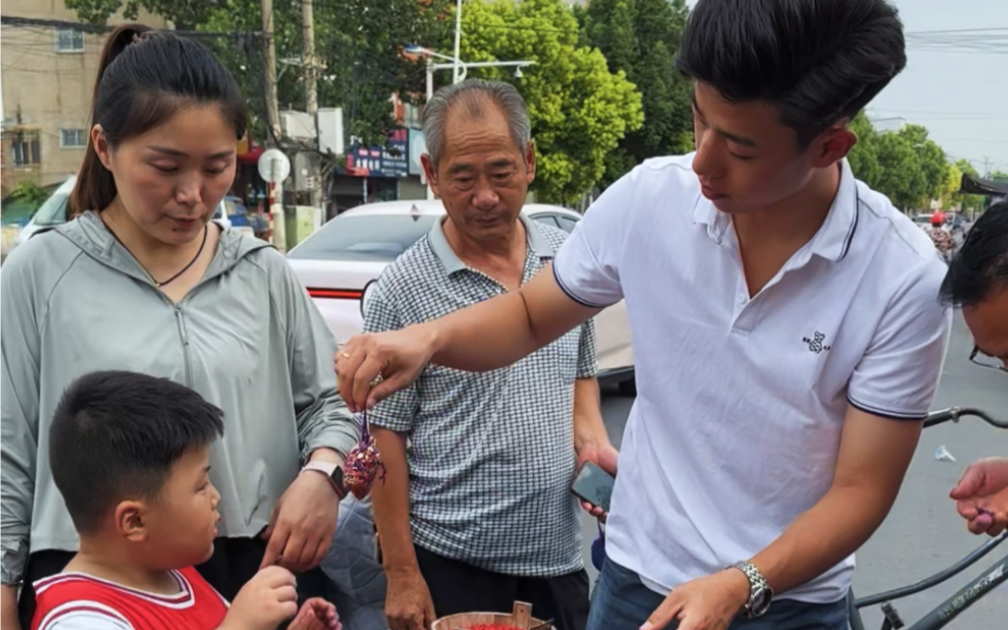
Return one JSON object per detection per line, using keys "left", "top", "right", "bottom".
{"left": 571, "top": 461, "right": 615, "bottom": 513}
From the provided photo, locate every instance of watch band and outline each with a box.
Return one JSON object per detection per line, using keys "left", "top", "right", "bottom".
{"left": 301, "top": 461, "right": 348, "bottom": 499}
{"left": 731, "top": 560, "right": 774, "bottom": 618}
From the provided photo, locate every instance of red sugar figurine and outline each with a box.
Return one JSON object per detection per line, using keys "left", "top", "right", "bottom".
{"left": 344, "top": 410, "right": 386, "bottom": 499}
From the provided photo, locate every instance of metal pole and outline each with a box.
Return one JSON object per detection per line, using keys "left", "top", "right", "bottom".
{"left": 302, "top": 0, "right": 318, "bottom": 120}
{"left": 425, "top": 58, "right": 435, "bottom": 200}
{"left": 261, "top": 0, "right": 282, "bottom": 142}
{"left": 426, "top": 58, "right": 434, "bottom": 103}
{"left": 271, "top": 158, "right": 287, "bottom": 252}
{"left": 452, "top": 0, "right": 463, "bottom": 83}
{"left": 302, "top": 0, "right": 322, "bottom": 218}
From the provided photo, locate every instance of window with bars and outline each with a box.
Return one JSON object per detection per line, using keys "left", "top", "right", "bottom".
{"left": 60, "top": 129, "right": 88, "bottom": 148}
{"left": 11, "top": 131, "right": 42, "bottom": 166}
{"left": 55, "top": 28, "right": 84, "bottom": 53}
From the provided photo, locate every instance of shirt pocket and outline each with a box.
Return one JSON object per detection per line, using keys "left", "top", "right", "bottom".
{"left": 534, "top": 325, "right": 582, "bottom": 386}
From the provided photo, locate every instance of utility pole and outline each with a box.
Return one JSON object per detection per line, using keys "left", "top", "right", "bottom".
{"left": 452, "top": 0, "right": 463, "bottom": 83}
{"left": 262, "top": 0, "right": 282, "bottom": 143}
{"left": 302, "top": 0, "right": 323, "bottom": 215}
{"left": 262, "top": 0, "right": 285, "bottom": 251}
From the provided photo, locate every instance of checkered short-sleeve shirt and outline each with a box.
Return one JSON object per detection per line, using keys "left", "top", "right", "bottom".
{"left": 363, "top": 215, "right": 597, "bottom": 577}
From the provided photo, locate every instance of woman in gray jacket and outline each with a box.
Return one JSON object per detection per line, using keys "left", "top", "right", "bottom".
{"left": 0, "top": 24, "right": 358, "bottom": 629}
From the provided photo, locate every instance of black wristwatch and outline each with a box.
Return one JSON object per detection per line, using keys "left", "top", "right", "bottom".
{"left": 731, "top": 561, "right": 774, "bottom": 618}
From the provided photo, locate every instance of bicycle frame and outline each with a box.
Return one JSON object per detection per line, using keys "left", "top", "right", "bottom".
{"left": 849, "top": 532, "right": 1008, "bottom": 630}
{"left": 848, "top": 407, "right": 1008, "bottom": 630}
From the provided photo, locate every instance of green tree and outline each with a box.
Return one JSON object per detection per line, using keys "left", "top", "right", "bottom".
{"left": 65, "top": 0, "right": 226, "bottom": 29}
{"left": 873, "top": 131, "right": 928, "bottom": 211}
{"left": 846, "top": 112, "right": 882, "bottom": 190}
{"left": 7, "top": 181, "right": 52, "bottom": 208}
{"left": 579, "top": 0, "right": 693, "bottom": 186}
{"left": 940, "top": 162, "right": 962, "bottom": 208}
{"left": 896, "top": 124, "right": 947, "bottom": 204}
{"left": 455, "top": 0, "right": 644, "bottom": 204}
{"left": 66, "top": 0, "right": 448, "bottom": 148}
{"left": 312, "top": 0, "right": 450, "bottom": 146}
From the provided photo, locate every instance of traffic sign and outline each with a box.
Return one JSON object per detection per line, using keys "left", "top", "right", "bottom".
{"left": 258, "top": 149, "right": 291, "bottom": 184}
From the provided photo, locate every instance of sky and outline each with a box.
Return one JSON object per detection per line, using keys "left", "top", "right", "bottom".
{"left": 685, "top": 0, "right": 1008, "bottom": 176}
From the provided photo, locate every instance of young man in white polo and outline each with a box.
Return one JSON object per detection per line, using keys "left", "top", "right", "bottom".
{"left": 334, "top": 0, "right": 953, "bottom": 628}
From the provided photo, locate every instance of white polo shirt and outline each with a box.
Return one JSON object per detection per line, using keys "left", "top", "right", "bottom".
{"left": 553, "top": 154, "right": 952, "bottom": 604}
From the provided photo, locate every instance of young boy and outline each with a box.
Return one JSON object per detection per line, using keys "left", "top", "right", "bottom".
{"left": 31, "top": 370, "right": 341, "bottom": 630}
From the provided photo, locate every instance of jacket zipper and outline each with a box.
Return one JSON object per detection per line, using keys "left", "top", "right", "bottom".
{"left": 174, "top": 305, "right": 193, "bottom": 387}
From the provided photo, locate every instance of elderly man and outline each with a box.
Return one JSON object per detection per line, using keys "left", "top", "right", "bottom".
{"left": 362, "top": 79, "right": 612, "bottom": 630}
{"left": 941, "top": 202, "right": 1008, "bottom": 537}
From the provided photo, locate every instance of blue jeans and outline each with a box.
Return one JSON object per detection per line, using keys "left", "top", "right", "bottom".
{"left": 587, "top": 558, "right": 849, "bottom": 630}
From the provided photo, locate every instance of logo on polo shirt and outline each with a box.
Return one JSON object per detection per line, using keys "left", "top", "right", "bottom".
{"left": 803, "top": 331, "right": 831, "bottom": 354}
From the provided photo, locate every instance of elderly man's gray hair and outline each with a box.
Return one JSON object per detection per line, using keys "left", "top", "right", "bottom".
{"left": 422, "top": 78, "right": 532, "bottom": 167}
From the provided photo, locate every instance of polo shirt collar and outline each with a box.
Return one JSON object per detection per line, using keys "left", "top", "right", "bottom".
{"left": 428, "top": 213, "right": 555, "bottom": 276}
{"left": 692, "top": 159, "right": 859, "bottom": 263}
{"left": 807, "top": 159, "right": 859, "bottom": 262}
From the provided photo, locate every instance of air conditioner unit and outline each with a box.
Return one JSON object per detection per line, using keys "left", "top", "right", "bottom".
{"left": 317, "top": 108, "right": 344, "bottom": 156}
{"left": 281, "top": 111, "right": 316, "bottom": 140}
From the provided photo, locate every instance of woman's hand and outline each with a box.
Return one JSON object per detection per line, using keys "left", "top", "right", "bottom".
{"left": 261, "top": 471, "right": 341, "bottom": 573}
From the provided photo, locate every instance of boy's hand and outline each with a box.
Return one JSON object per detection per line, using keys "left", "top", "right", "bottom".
{"left": 221, "top": 566, "right": 299, "bottom": 630}
{"left": 289, "top": 597, "right": 342, "bottom": 630}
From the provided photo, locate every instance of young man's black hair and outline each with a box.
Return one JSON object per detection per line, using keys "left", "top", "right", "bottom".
{"left": 940, "top": 202, "right": 1008, "bottom": 307}
{"left": 49, "top": 370, "right": 225, "bottom": 534}
{"left": 676, "top": 0, "right": 906, "bottom": 146}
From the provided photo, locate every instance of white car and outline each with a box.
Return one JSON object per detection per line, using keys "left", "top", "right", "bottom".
{"left": 286, "top": 199, "right": 635, "bottom": 391}
{"left": 15, "top": 175, "right": 232, "bottom": 247}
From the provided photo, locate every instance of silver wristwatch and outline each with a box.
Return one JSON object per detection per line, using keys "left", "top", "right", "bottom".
{"left": 731, "top": 561, "right": 774, "bottom": 618}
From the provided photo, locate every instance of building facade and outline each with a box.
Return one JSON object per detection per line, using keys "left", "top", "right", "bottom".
{"left": 1, "top": 0, "right": 166, "bottom": 195}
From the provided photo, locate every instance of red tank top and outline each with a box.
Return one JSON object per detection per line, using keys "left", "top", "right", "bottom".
{"left": 31, "top": 567, "right": 228, "bottom": 630}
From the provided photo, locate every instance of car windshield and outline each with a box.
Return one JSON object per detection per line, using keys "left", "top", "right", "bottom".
{"left": 33, "top": 188, "right": 71, "bottom": 226}
{"left": 287, "top": 214, "right": 440, "bottom": 262}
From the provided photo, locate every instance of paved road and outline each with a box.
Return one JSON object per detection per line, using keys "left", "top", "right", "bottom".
{"left": 582, "top": 311, "right": 1007, "bottom": 628}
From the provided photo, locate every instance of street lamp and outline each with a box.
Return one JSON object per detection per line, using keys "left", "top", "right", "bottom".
{"left": 405, "top": 45, "right": 535, "bottom": 102}
{"left": 453, "top": 0, "right": 463, "bottom": 84}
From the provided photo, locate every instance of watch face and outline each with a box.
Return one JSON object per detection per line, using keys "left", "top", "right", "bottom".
{"left": 750, "top": 586, "right": 772, "bottom": 617}
{"left": 332, "top": 466, "right": 346, "bottom": 493}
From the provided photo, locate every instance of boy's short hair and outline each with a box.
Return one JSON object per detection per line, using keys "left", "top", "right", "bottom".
{"left": 50, "top": 371, "right": 224, "bottom": 534}
{"left": 676, "top": 0, "right": 906, "bottom": 147}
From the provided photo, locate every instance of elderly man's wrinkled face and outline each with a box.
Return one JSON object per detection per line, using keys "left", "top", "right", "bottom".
{"left": 421, "top": 99, "right": 535, "bottom": 243}
{"left": 963, "top": 287, "right": 1008, "bottom": 371}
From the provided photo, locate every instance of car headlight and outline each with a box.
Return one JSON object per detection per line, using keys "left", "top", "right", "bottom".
{"left": 360, "top": 280, "right": 378, "bottom": 318}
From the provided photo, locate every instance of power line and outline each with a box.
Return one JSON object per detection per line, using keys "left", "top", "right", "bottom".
{"left": 905, "top": 27, "right": 1008, "bottom": 35}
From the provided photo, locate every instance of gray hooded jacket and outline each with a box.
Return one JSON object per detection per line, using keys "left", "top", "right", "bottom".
{"left": 1, "top": 211, "right": 358, "bottom": 584}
